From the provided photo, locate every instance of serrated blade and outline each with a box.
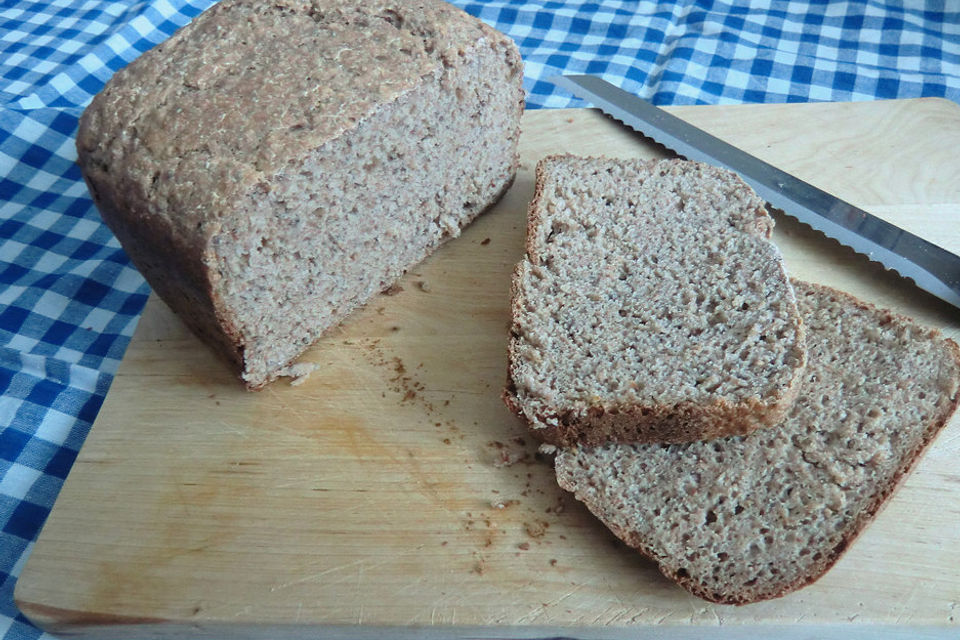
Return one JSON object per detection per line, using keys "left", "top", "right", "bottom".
{"left": 552, "top": 74, "right": 960, "bottom": 311}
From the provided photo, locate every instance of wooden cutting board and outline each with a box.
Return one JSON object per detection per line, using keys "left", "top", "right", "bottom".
{"left": 16, "top": 99, "right": 960, "bottom": 639}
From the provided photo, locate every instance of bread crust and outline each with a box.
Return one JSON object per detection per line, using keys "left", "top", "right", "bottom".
{"left": 504, "top": 385, "right": 804, "bottom": 447}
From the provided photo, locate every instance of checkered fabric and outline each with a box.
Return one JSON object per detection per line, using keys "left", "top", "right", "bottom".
{"left": 1, "top": 1, "right": 958, "bottom": 638}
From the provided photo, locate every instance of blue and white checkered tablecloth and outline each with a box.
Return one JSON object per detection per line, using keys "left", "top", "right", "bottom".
{"left": 1, "top": 1, "right": 959, "bottom": 638}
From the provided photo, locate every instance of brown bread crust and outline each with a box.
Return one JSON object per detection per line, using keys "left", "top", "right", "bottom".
{"left": 503, "top": 386, "right": 804, "bottom": 446}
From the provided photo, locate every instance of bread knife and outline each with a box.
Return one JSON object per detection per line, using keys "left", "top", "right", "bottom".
{"left": 551, "top": 74, "right": 960, "bottom": 312}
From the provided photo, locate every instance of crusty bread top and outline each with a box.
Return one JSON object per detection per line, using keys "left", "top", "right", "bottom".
{"left": 76, "top": 0, "right": 520, "bottom": 248}
{"left": 555, "top": 281, "right": 960, "bottom": 604}
{"left": 507, "top": 155, "right": 806, "bottom": 442}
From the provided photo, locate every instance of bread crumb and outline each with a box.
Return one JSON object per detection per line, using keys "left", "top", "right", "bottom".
{"left": 538, "top": 443, "right": 557, "bottom": 455}
{"left": 488, "top": 440, "right": 530, "bottom": 468}
{"left": 535, "top": 444, "right": 558, "bottom": 467}
{"left": 525, "top": 520, "right": 548, "bottom": 538}
{"left": 383, "top": 283, "right": 404, "bottom": 296}
{"left": 480, "top": 237, "right": 491, "bottom": 246}
{"left": 417, "top": 280, "right": 432, "bottom": 292}
{"left": 275, "top": 362, "right": 319, "bottom": 386}
{"left": 518, "top": 542, "right": 530, "bottom": 550}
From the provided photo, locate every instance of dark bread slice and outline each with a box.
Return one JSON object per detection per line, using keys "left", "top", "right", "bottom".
{"left": 504, "top": 155, "right": 807, "bottom": 445}
{"left": 555, "top": 281, "right": 960, "bottom": 604}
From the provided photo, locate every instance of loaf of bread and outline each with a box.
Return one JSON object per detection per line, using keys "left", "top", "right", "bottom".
{"left": 555, "top": 281, "right": 960, "bottom": 604}
{"left": 504, "top": 155, "right": 807, "bottom": 445}
{"left": 77, "top": 0, "right": 524, "bottom": 388}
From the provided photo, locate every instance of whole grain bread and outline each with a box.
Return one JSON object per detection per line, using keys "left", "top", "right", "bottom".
{"left": 504, "top": 155, "right": 807, "bottom": 445}
{"left": 77, "top": 0, "right": 524, "bottom": 389}
{"left": 555, "top": 281, "right": 960, "bottom": 605}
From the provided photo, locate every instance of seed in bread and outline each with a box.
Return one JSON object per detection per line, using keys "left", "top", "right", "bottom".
{"left": 555, "top": 281, "right": 960, "bottom": 604}
{"left": 504, "top": 155, "right": 807, "bottom": 445}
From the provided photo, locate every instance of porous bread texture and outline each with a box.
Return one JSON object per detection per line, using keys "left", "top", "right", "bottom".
{"left": 76, "top": 0, "right": 524, "bottom": 388}
{"left": 555, "top": 281, "right": 960, "bottom": 605}
{"left": 505, "top": 155, "right": 807, "bottom": 445}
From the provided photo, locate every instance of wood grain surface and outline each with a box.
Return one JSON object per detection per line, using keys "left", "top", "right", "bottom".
{"left": 15, "top": 98, "right": 960, "bottom": 639}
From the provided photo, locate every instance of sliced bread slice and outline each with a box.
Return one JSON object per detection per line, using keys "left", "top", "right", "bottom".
{"left": 555, "top": 281, "right": 960, "bottom": 605}
{"left": 505, "top": 155, "right": 807, "bottom": 445}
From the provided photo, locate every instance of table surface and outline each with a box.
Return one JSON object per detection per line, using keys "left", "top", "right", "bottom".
{"left": 2, "top": 2, "right": 960, "bottom": 640}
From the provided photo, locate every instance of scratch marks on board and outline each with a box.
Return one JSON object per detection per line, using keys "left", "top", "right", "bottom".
{"left": 267, "top": 558, "right": 390, "bottom": 593}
